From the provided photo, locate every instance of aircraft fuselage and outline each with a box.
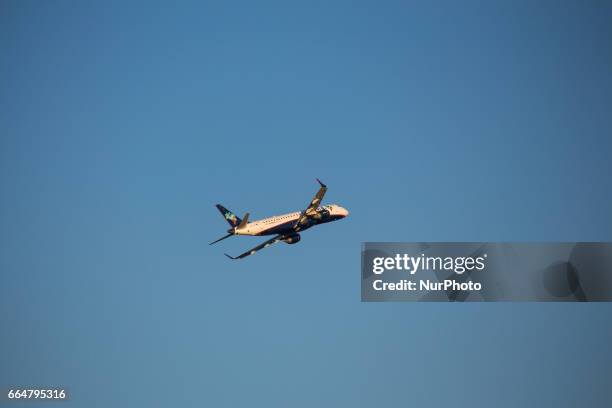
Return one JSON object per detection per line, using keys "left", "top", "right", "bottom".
{"left": 235, "top": 204, "right": 348, "bottom": 236}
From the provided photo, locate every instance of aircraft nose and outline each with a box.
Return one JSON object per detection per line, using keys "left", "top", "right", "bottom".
{"left": 340, "top": 207, "right": 349, "bottom": 217}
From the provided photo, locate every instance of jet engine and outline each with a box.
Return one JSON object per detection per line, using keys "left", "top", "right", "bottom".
{"left": 283, "top": 234, "right": 301, "bottom": 244}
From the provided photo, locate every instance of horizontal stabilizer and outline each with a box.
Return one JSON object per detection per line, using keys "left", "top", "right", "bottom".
{"left": 236, "top": 212, "right": 250, "bottom": 230}
{"left": 209, "top": 232, "right": 233, "bottom": 245}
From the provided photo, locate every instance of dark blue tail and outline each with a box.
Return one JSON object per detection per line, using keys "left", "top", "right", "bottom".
{"left": 216, "top": 204, "right": 242, "bottom": 228}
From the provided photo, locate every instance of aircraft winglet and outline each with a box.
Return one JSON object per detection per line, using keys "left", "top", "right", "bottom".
{"left": 316, "top": 178, "right": 326, "bottom": 188}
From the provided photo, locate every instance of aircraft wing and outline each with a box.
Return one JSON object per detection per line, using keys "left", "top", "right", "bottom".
{"left": 294, "top": 179, "right": 327, "bottom": 231}
{"left": 225, "top": 235, "right": 286, "bottom": 260}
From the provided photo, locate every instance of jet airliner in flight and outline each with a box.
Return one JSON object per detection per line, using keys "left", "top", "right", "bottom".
{"left": 210, "top": 179, "right": 349, "bottom": 259}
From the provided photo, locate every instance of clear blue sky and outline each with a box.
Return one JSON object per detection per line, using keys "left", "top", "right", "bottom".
{"left": 1, "top": 1, "right": 612, "bottom": 407}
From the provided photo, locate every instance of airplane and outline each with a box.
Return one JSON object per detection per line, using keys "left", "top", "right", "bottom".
{"left": 210, "top": 179, "right": 349, "bottom": 259}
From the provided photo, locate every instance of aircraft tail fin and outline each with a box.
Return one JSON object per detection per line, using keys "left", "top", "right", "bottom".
{"left": 216, "top": 204, "right": 242, "bottom": 228}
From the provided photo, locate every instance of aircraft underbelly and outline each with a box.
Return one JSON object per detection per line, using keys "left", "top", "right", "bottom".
{"left": 259, "top": 220, "right": 299, "bottom": 236}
